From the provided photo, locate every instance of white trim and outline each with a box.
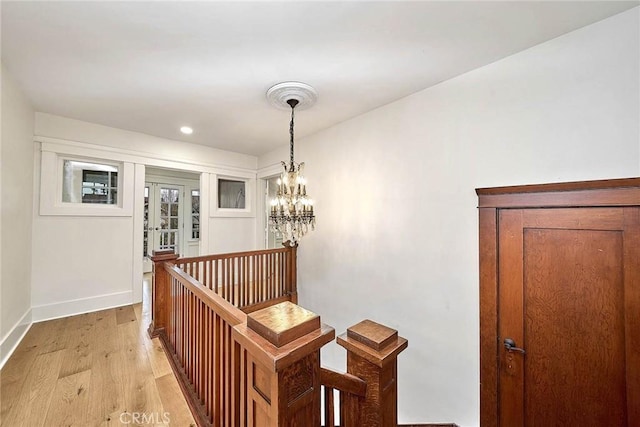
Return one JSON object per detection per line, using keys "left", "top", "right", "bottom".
{"left": 31, "top": 290, "right": 133, "bottom": 322}
{"left": 132, "top": 164, "right": 145, "bottom": 304}
{"left": 256, "top": 166, "right": 283, "bottom": 249}
{"left": 199, "top": 173, "right": 211, "bottom": 253}
{"left": 0, "top": 309, "right": 33, "bottom": 369}
{"left": 39, "top": 150, "right": 135, "bottom": 216}
{"left": 36, "top": 136, "right": 256, "bottom": 176}
{"left": 258, "top": 162, "right": 283, "bottom": 179}
{"left": 210, "top": 173, "right": 256, "bottom": 218}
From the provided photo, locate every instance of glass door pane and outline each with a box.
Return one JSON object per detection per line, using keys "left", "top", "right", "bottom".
{"left": 156, "top": 186, "right": 182, "bottom": 254}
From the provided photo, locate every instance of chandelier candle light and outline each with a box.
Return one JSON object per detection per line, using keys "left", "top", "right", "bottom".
{"left": 267, "top": 82, "right": 317, "bottom": 246}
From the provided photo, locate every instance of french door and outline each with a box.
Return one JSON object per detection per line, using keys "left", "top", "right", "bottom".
{"left": 144, "top": 183, "right": 184, "bottom": 258}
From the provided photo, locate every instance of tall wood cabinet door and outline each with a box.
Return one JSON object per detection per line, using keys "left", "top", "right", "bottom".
{"left": 497, "top": 207, "right": 640, "bottom": 427}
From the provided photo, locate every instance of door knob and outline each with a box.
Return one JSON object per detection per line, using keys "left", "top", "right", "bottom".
{"left": 504, "top": 338, "right": 526, "bottom": 354}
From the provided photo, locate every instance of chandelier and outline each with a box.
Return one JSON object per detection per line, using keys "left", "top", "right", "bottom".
{"left": 267, "top": 82, "right": 317, "bottom": 246}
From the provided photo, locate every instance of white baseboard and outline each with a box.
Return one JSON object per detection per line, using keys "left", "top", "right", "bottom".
{"left": 32, "top": 290, "right": 133, "bottom": 322}
{"left": 0, "top": 309, "right": 33, "bottom": 370}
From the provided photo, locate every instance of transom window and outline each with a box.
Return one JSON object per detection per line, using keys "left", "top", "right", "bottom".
{"left": 62, "top": 160, "right": 119, "bottom": 205}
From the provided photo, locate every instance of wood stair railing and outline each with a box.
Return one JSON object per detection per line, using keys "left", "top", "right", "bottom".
{"left": 320, "top": 367, "right": 367, "bottom": 427}
{"left": 148, "top": 249, "right": 407, "bottom": 427}
{"left": 176, "top": 246, "right": 298, "bottom": 311}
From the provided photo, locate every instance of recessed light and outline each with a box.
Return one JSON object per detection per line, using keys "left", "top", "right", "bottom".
{"left": 180, "top": 126, "right": 193, "bottom": 135}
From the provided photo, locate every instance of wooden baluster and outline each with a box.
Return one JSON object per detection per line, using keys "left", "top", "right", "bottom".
{"left": 228, "top": 257, "right": 232, "bottom": 305}
{"left": 214, "top": 259, "right": 219, "bottom": 294}
{"left": 288, "top": 245, "right": 298, "bottom": 304}
{"left": 277, "top": 252, "right": 282, "bottom": 298}
{"left": 215, "top": 314, "right": 222, "bottom": 427}
{"left": 257, "top": 255, "right": 262, "bottom": 304}
{"left": 232, "top": 257, "right": 237, "bottom": 306}
{"left": 243, "top": 255, "right": 248, "bottom": 307}
{"left": 337, "top": 320, "right": 408, "bottom": 427}
{"left": 265, "top": 253, "right": 270, "bottom": 300}
{"left": 273, "top": 252, "right": 278, "bottom": 298}
{"left": 270, "top": 252, "right": 275, "bottom": 299}
{"left": 237, "top": 257, "right": 242, "bottom": 308}
{"left": 206, "top": 260, "right": 211, "bottom": 290}
{"left": 253, "top": 255, "right": 258, "bottom": 305}
{"left": 229, "top": 258, "right": 234, "bottom": 306}
{"left": 190, "top": 292, "right": 194, "bottom": 381}
{"left": 325, "top": 386, "right": 335, "bottom": 427}
{"left": 222, "top": 258, "right": 227, "bottom": 301}
{"left": 208, "top": 309, "right": 212, "bottom": 423}
{"left": 222, "top": 321, "right": 227, "bottom": 426}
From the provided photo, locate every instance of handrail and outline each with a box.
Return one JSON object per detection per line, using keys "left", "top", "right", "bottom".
{"left": 320, "top": 367, "right": 367, "bottom": 397}
{"left": 177, "top": 246, "right": 289, "bottom": 264}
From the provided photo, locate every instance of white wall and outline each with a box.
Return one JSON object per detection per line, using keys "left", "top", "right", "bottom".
{"left": 1, "top": 64, "right": 35, "bottom": 365}
{"left": 259, "top": 9, "right": 639, "bottom": 426}
{"left": 31, "top": 114, "right": 258, "bottom": 321}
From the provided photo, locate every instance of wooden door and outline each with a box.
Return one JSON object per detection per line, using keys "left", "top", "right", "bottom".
{"left": 497, "top": 207, "right": 639, "bottom": 426}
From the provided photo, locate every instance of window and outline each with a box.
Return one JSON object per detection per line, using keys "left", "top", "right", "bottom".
{"left": 191, "top": 189, "right": 200, "bottom": 239}
{"left": 218, "top": 179, "right": 246, "bottom": 209}
{"left": 39, "top": 144, "right": 135, "bottom": 217}
{"left": 210, "top": 174, "right": 254, "bottom": 218}
{"left": 62, "top": 160, "right": 119, "bottom": 205}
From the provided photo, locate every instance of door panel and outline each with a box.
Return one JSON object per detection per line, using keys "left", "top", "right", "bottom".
{"left": 523, "top": 229, "right": 626, "bottom": 426}
{"left": 498, "top": 207, "right": 639, "bottom": 427}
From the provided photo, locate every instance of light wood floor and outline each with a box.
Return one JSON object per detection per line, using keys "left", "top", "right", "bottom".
{"left": 0, "top": 275, "right": 196, "bottom": 426}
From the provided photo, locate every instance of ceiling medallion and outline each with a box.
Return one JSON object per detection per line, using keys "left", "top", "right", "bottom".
{"left": 267, "top": 82, "right": 317, "bottom": 247}
{"left": 266, "top": 81, "right": 318, "bottom": 111}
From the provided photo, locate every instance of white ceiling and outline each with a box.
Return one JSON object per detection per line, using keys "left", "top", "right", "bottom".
{"left": 2, "top": 1, "right": 638, "bottom": 156}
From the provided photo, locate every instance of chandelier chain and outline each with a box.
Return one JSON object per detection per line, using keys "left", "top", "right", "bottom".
{"left": 289, "top": 105, "right": 295, "bottom": 167}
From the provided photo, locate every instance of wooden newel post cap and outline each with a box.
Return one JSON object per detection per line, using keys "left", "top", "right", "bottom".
{"left": 337, "top": 319, "right": 408, "bottom": 367}
{"left": 149, "top": 249, "right": 179, "bottom": 262}
{"left": 247, "top": 301, "right": 321, "bottom": 347}
{"left": 234, "top": 301, "right": 335, "bottom": 372}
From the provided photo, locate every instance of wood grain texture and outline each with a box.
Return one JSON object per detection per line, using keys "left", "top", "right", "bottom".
{"left": 247, "top": 301, "right": 320, "bottom": 347}
{"left": 175, "top": 246, "right": 298, "bottom": 311}
{"left": 0, "top": 276, "right": 195, "bottom": 427}
{"left": 523, "top": 227, "right": 626, "bottom": 426}
{"left": 623, "top": 207, "right": 640, "bottom": 424}
{"left": 346, "top": 319, "right": 397, "bottom": 351}
{"left": 336, "top": 321, "right": 408, "bottom": 427}
{"left": 476, "top": 177, "right": 640, "bottom": 195}
{"left": 478, "top": 178, "right": 640, "bottom": 427}
{"left": 478, "top": 207, "right": 498, "bottom": 427}
{"left": 497, "top": 210, "right": 525, "bottom": 427}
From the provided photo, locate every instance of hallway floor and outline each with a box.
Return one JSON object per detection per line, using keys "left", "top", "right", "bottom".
{"left": 0, "top": 276, "right": 195, "bottom": 426}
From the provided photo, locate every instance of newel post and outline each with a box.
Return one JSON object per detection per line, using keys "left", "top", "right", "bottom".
{"left": 232, "top": 301, "right": 334, "bottom": 426}
{"left": 337, "top": 320, "right": 408, "bottom": 427}
{"left": 147, "top": 249, "right": 179, "bottom": 338}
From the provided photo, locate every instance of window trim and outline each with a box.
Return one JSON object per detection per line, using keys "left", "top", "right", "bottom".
{"left": 210, "top": 174, "right": 255, "bottom": 218}
{"left": 40, "top": 150, "right": 134, "bottom": 216}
